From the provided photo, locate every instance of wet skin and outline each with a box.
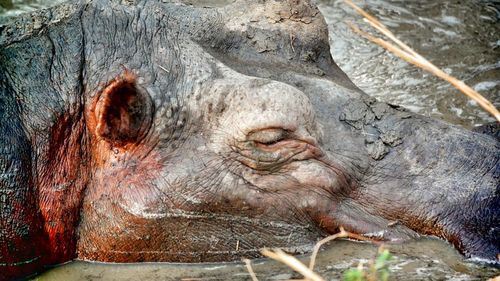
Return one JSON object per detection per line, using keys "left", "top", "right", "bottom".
{"left": 0, "top": 0, "right": 498, "bottom": 280}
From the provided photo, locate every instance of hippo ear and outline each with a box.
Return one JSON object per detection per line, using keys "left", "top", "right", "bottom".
{"left": 94, "top": 72, "right": 153, "bottom": 146}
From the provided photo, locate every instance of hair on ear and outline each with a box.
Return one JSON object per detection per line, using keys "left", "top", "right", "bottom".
{"left": 94, "top": 70, "right": 153, "bottom": 146}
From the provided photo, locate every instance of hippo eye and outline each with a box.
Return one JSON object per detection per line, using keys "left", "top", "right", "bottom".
{"left": 247, "top": 128, "right": 288, "bottom": 145}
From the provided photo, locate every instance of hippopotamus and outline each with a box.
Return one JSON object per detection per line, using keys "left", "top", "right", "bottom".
{"left": 0, "top": 0, "right": 498, "bottom": 280}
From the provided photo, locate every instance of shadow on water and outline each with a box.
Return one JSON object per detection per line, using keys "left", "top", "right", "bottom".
{"left": 1, "top": 0, "right": 499, "bottom": 280}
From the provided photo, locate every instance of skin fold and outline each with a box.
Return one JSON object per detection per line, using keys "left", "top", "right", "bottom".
{"left": 0, "top": 0, "right": 498, "bottom": 280}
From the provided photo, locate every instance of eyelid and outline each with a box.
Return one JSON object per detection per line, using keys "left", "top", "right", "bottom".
{"left": 247, "top": 128, "right": 289, "bottom": 145}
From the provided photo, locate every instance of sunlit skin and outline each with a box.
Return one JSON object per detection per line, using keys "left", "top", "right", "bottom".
{"left": 0, "top": 1, "right": 498, "bottom": 280}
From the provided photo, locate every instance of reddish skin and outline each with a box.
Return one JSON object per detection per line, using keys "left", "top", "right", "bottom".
{"left": 3, "top": 113, "right": 88, "bottom": 280}
{"left": 2, "top": 72, "right": 138, "bottom": 280}
{"left": 1, "top": 188, "right": 44, "bottom": 281}
{"left": 76, "top": 72, "right": 172, "bottom": 262}
{"left": 38, "top": 114, "right": 88, "bottom": 264}
{"left": 89, "top": 70, "right": 140, "bottom": 148}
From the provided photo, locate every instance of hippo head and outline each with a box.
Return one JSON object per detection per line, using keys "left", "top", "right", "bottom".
{"left": 0, "top": 0, "right": 498, "bottom": 279}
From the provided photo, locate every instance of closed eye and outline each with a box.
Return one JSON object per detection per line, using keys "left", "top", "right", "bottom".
{"left": 246, "top": 128, "right": 289, "bottom": 145}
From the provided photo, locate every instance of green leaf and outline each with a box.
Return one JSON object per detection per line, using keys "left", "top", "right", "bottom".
{"left": 375, "top": 249, "right": 392, "bottom": 269}
{"left": 343, "top": 268, "right": 365, "bottom": 281}
{"left": 380, "top": 269, "right": 390, "bottom": 281}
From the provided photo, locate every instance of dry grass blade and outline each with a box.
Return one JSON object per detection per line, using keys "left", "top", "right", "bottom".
{"left": 261, "top": 248, "right": 325, "bottom": 281}
{"left": 243, "top": 259, "right": 259, "bottom": 281}
{"left": 344, "top": 0, "right": 500, "bottom": 122}
{"left": 344, "top": 0, "right": 420, "bottom": 59}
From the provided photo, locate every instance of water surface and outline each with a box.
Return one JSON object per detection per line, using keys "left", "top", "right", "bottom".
{"left": 31, "top": 238, "right": 500, "bottom": 280}
{"left": 0, "top": 0, "right": 65, "bottom": 19}
{"left": 321, "top": 0, "right": 500, "bottom": 128}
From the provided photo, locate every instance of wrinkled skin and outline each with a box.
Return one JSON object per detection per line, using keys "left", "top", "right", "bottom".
{"left": 0, "top": 0, "right": 498, "bottom": 280}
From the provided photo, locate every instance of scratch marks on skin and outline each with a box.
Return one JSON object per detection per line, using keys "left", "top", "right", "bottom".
{"left": 0, "top": 2, "right": 80, "bottom": 47}
{"left": 0, "top": 256, "right": 40, "bottom": 266}
{"left": 266, "top": 0, "right": 320, "bottom": 24}
{"left": 118, "top": 200, "right": 167, "bottom": 219}
{"left": 362, "top": 230, "right": 387, "bottom": 239}
{"left": 45, "top": 29, "right": 56, "bottom": 87}
{"left": 216, "top": 0, "right": 327, "bottom": 63}
{"left": 158, "top": 65, "right": 169, "bottom": 73}
{"left": 80, "top": 246, "right": 310, "bottom": 257}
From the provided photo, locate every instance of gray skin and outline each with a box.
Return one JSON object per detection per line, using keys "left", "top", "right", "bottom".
{"left": 0, "top": 0, "right": 498, "bottom": 280}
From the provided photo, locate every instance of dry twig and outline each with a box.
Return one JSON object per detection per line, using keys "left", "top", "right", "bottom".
{"left": 243, "top": 258, "right": 259, "bottom": 281}
{"left": 249, "top": 227, "right": 375, "bottom": 281}
{"left": 308, "top": 227, "right": 378, "bottom": 271}
{"left": 261, "top": 248, "right": 325, "bottom": 281}
{"left": 344, "top": 0, "right": 500, "bottom": 122}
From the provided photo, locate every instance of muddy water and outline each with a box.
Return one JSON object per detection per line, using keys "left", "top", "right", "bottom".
{"left": 0, "top": 0, "right": 66, "bottom": 19}
{"left": 1, "top": 0, "right": 499, "bottom": 280}
{"left": 31, "top": 238, "right": 500, "bottom": 280}
{"left": 321, "top": 0, "right": 500, "bottom": 128}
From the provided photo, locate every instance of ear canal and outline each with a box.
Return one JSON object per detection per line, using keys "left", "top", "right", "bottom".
{"left": 95, "top": 74, "right": 153, "bottom": 146}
